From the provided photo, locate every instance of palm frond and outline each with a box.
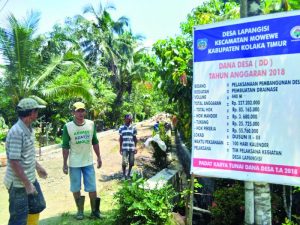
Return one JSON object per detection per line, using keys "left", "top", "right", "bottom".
{"left": 29, "top": 55, "right": 63, "bottom": 90}
{"left": 42, "top": 84, "right": 94, "bottom": 102}
{"left": 24, "top": 10, "right": 40, "bottom": 32}
{"left": 63, "top": 50, "right": 88, "bottom": 71}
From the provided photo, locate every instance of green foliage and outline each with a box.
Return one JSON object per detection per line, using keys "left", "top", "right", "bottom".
{"left": 179, "top": 178, "right": 202, "bottom": 208}
{"left": 0, "top": 142, "right": 5, "bottom": 153}
{"left": 0, "top": 11, "right": 92, "bottom": 129}
{"left": 210, "top": 183, "right": 244, "bottom": 225}
{"left": 55, "top": 137, "right": 62, "bottom": 144}
{"left": 119, "top": 80, "right": 165, "bottom": 125}
{"left": 180, "top": 0, "right": 239, "bottom": 37}
{"left": 288, "top": 0, "right": 300, "bottom": 9}
{"left": 150, "top": 0, "right": 240, "bottom": 147}
{"left": 260, "top": 0, "right": 300, "bottom": 13}
{"left": 114, "top": 175, "right": 177, "bottom": 225}
{"left": 282, "top": 217, "right": 298, "bottom": 225}
{"left": 152, "top": 36, "right": 193, "bottom": 145}
{"left": 294, "top": 187, "right": 300, "bottom": 193}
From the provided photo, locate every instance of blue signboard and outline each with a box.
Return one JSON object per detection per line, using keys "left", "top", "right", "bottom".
{"left": 192, "top": 11, "right": 300, "bottom": 186}
{"left": 194, "top": 14, "right": 300, "bottom": 62}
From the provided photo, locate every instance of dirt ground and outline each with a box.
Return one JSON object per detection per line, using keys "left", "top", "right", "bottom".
{"left": 0, "top": 118, "right": 158, "bottom": 225}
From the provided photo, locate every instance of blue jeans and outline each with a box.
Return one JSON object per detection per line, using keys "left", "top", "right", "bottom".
{"left": 69, "top": 165, "right": 96, "bottom": 192}
{"left": 8, "top": 180, "right": 46, "bottom": 225}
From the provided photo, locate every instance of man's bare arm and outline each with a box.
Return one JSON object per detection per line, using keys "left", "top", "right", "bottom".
{"left": 10, "top": 160, "right": 36, "bottom": 194}
{"left": 62, "top": 149, "right": 69, "bottom": 174}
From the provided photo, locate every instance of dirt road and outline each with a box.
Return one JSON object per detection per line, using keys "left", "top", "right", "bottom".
{"left": 0, "top": 118, "right": 155, "bottom": 225}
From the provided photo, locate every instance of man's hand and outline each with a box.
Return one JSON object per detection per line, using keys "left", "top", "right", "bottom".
{"left": 25, "top": 182, "right": 37, "bottom": 195}
{"left": 97, "top": 157, "right": 102, "bottom": 169}
{"left": 134, "top": 149, "right": 137, "bottom": 154}
{"left": 119, "top": 150, "right": 122, "bottom": 155}
{"left": 63, "top": 164, "right": 68, "bottom": 174}
{"left": 36, "top": 166, "right": 48, "bottom": 179}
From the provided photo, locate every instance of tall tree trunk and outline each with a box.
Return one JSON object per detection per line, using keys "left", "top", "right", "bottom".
{"left": 254, "top": 183, "right": 272, "bottom": 225}
{"left": 240, "top": 0, "right": 248, "bottom": 18}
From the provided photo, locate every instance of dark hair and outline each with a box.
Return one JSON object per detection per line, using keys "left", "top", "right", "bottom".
{"left": 17, "top": 108, "right": 37, "bottom": 118}
{"left": 124, "top": 114, "right": 132, "bottom": 119}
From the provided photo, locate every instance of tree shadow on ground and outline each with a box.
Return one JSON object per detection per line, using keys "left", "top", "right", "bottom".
{"left": 99, "top": 172, "right": 123, "bottom": 182}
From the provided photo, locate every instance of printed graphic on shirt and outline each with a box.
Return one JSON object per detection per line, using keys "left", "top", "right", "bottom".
{"left": 74, "top": 130, "right": 91, "bottom": 144}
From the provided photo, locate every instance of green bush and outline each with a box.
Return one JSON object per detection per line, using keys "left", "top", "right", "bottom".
{"left": 114, "top": 174, "right": 177, "bottom": 225}
{"left": 210, "top": 183, "right": 244, "bottom": 225}
{"left": 282, "top": 217, "right": 298, "bottom": 225}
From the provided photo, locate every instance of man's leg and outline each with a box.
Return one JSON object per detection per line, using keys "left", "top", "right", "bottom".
{"left": 122, "top": 165, "right": 126, "bottom": 177}
{"left": 83, "top": 165, "right": 100, "bottom": 219}
{"left": 70, "top": 167, "right": 84, "bottom": 220}
{"left": 122, "top": 151, "right": 128, "bottom": 179}
{"left": 127, "top": 152, "right": 135, "bottom": 178}
{"left": 73, "top": 194, "right": 85, "bottom": 220}
{"left": 27, "top": 180, "right": 46, "bottom": 225}
{"left": 89, "top": 192, "right": 101, "bottom": 218}
{"left": 8, "top": 186, "right": 28, "bottom": 225}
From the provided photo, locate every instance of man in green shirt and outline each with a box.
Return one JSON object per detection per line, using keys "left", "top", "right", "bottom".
{"left": 62, "top": 102, "right": 102, "bottom": 220}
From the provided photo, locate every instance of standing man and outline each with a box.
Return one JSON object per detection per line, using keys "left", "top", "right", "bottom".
{"left": 62, "top": 102, "right": 102, "bottom": 220}
{"left": 4, "top": 98, "right": 48, "bottom": 225}
{"left": 119, "top": 114, "right": 137, "bottom": 180}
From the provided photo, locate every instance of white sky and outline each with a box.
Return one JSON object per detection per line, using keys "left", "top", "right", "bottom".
{"left": 0, "top": 0, "right": 205, "bottom": 44}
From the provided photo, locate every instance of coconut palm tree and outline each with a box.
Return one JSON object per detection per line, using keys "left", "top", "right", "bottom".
{"left": 0, "top": 11, "right": 92, "bottom": 108}
{"left": 74, "top": 2, "right": 145, "bottom": 120}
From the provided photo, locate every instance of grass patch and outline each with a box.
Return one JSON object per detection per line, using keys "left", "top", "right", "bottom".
{"left": 39, "top": 210, "right": 116, "bottom": 225}
{"left": 0, "top": 142, "right": 5, "bottom": 153}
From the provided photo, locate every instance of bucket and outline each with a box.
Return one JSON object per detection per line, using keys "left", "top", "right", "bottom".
{"left": 27, "top": 213, "right": 40, "bottom": 225}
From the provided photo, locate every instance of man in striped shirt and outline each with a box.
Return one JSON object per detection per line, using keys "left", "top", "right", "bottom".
{"left": 119, "top": 114, "right": 137, "bottom": 180}
{"left": 4, "top": 98, "right": 48, "bottom": 225}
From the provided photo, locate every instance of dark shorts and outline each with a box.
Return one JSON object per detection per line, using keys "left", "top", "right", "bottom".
{"left": 122, "top": 151, "right": 135, "bottom": 167}
{"left": 8, "top": 180, "right": 46, "bottom": 225}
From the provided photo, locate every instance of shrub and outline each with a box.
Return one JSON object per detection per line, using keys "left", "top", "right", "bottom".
{"left": 282, "top": 217, "right": 298, "bottom": 225}
{"left": 210, "top": 183, "right": 244, "bottom": 225}
{"left": 114, "top": 174, "right": 177, "bottom": 225}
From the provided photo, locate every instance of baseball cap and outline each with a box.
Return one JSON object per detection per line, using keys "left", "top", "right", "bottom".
{"left": 73, "top": 102, "right": 85, "bottom": 111}
{"left": 17, "top": 98, "right": 46, "bottom": 111}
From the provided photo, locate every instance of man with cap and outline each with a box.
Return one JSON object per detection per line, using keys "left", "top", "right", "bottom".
{"left": 62, "top": 101, "right": 102, "bottom": 220}
{"left": 4, "top": 97, "right": 48, "bottom": 225}
{"left": 119, "top": 114, "right": 137, "bottom": 180}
